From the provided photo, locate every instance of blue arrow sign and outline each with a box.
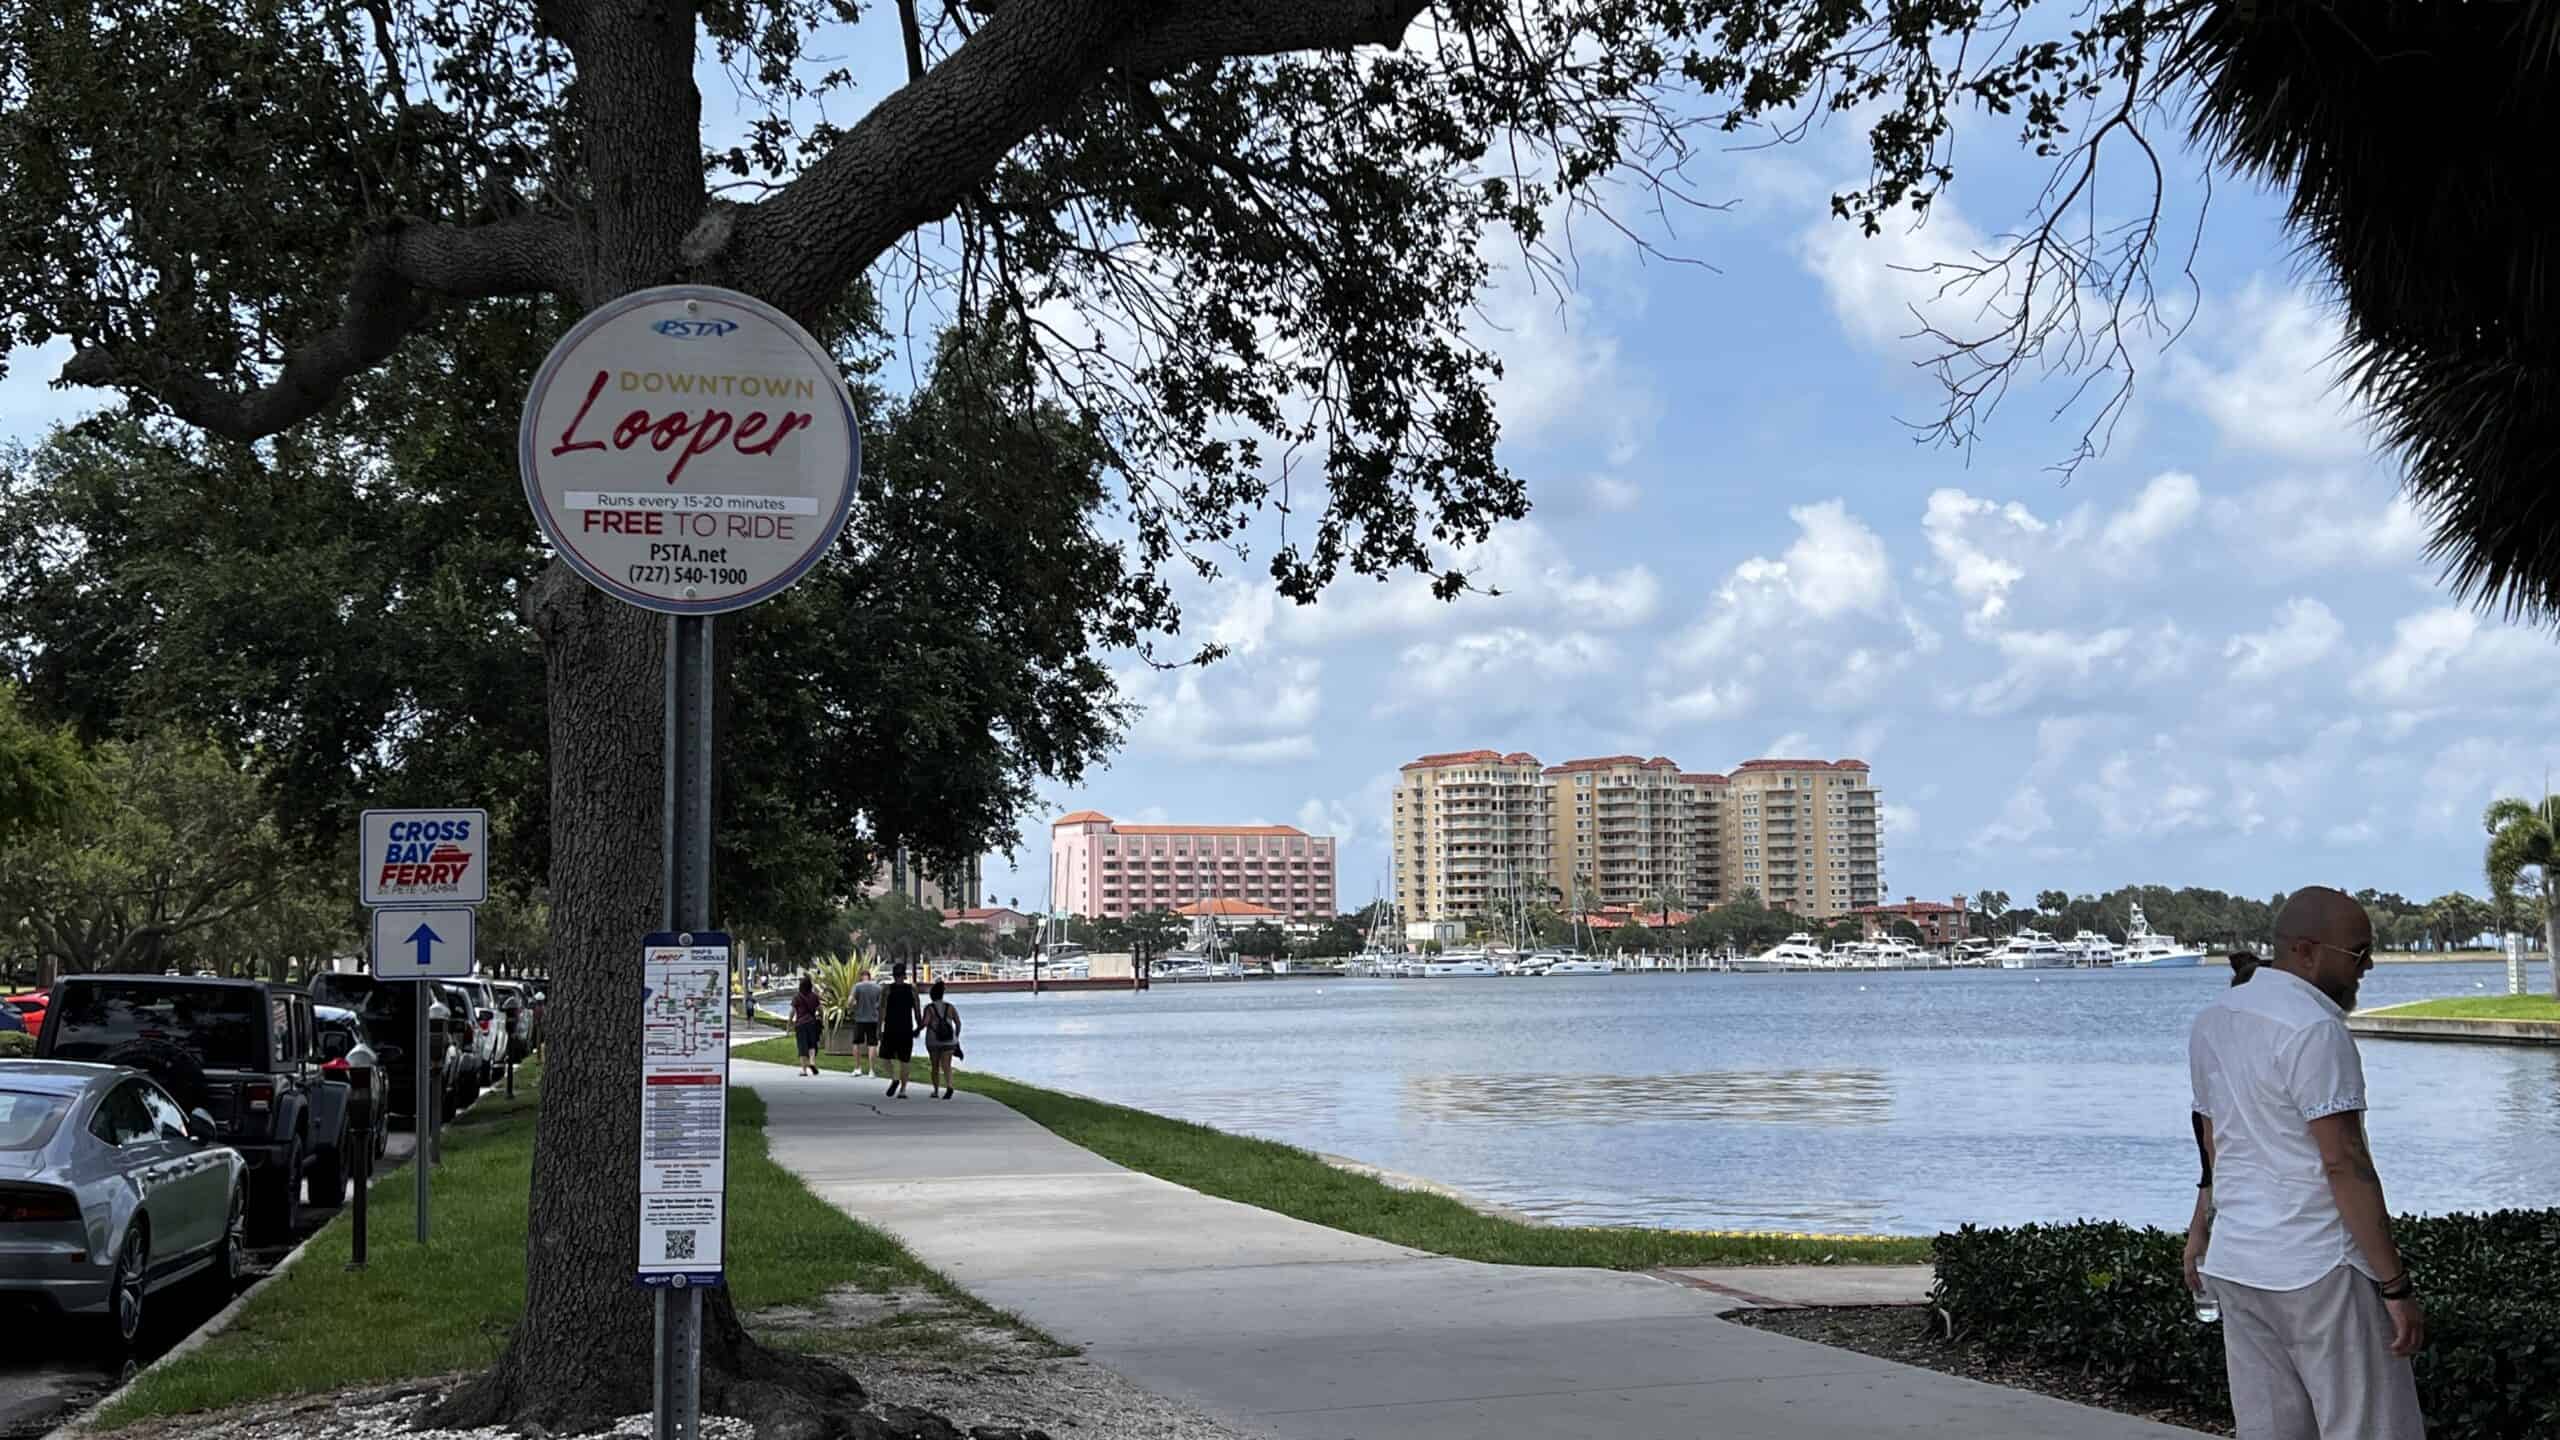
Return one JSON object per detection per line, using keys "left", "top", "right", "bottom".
{"left": 406, "top": 923, "right": 445, "bottom": 967}
{"left": 371, "top": 907, "right": 475, "bottom": 978}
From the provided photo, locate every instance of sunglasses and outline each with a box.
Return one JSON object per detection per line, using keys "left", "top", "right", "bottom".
{"left": 2308, "top": 939, "right": 2373, "bottom": 965}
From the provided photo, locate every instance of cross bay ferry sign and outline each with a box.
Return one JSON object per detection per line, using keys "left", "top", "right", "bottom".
{"left": 519, "top": 286, "right": 860, "bottom": 614}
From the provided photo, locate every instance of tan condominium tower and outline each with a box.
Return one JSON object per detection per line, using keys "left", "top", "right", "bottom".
{"left": 1723, "top": 758, "right": 1880, "bottom": 919}
{"left": 1394, "top": 749, "right": 1881, "bottom": 927}
{"left": 1392, "top": 751, "right": 1553, "bottom": 926}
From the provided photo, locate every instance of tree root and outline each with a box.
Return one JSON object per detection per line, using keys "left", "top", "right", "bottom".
{"left": 418, "top": 1326, "right": 1029, "bottom": 1440}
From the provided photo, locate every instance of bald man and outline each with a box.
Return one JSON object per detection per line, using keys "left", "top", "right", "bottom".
{"left": 2186, "top": 886, "right": 2424, "bottom": 1438}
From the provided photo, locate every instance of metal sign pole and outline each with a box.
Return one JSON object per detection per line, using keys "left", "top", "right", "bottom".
{"left": 654, "top": 613, "right": 713, "bottom": 1440}
{"left": 415, "top": 984, "right": 432, "bottom": 1241}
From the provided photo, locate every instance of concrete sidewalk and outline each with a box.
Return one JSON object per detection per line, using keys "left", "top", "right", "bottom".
{"left": 745, "top": 1061, "right": 2205, "bottom": 1439}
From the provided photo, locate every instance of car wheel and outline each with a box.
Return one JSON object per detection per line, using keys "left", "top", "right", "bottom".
{"left": 304, "top": 1136, "right": 344, "bottom": 1209}
{"left": 258, "top": 1135, "right": 305, "bottom": 1240}
{"left": 216, "top": 1185, "right": 246, "bottom": 1286}
{"left": 108, "top": 1225, "right": 147, "bottom": 1347}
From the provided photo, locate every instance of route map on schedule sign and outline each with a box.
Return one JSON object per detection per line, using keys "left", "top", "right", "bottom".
{"left": 519, "top": 287, "right": 859, "bottom": 616}
{"left": 636, "top": 933, "right": 731, "bottom": 1286}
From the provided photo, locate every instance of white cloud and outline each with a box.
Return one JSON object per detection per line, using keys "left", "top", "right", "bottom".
{"left": 2099, "top": 471, "right": 2201, "bottom": 555}
{"left": 1799, "top": 195, "right": 1994, "bottom": 362}
{"left": 2225, "top": 598, "right": 2344, "bottom": 681}
{"left": 1879, "top": 801, "right": 1920, "bottom": 836}
{"left": 1587, "top": 473, "right": 1641, "bottom": 511}
{"left": 1961, "top": 626, "right": 2133, "bottom": 715}
{"left": 1922, "top": 488, "right": 2048, "bottom": 623}
{"left": 1391, "top": 628, "right": 1616, "bottom": 706}
{"left": 1677, "top": 500, "right": 1893, "bottom": 663}
{"left": 2209, "top": 472, "right": 2429, "bottom": 576}
{"left": 2353, "top": 607, "right": 2555, "bottom": 706}
{"left": 2080, "top": 749, "right": 2216, "bottom": 840}
{"left": 2168, "top": 282, "right": 2376, "bottom": 464}
{"left": 2324, "top": 817, "right": 2379, "bottom": 848}
{"left": 1118, "top": 658, "right": 1322, "bottom": 765}
{"left": 1970, "top": 787, "right": 2054, "bottom": 849}
{"left": 1649, "top": 681, "right": 1745, "bottom": 723}
{"left": 1760, "top": 732, "right": 1816, "bottom": 759}
{"left": 1201, "top": 519, "right": 1659, "bottom": 656}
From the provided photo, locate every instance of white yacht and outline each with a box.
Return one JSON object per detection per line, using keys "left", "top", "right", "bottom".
{"left": 1737, "top": 933, "right": 1829, "bottom": 973}
{"left": 1421, "top": 950, "right": 1500, "bottom": 978}
{"left": 2116, "top": 902, "right": 2204, "bottom": 967}
{"left": 1992, "top": 928, "right": 2075, "bottom": 969}
{"left": 1949, "top": 938, "right": 1998, "bottom": 968}
{"left": 2068, "top": 931, "right": 2119, "bottom": 967}
{"left": 1547, "top": 954, "right": 1614, "bottom": 976}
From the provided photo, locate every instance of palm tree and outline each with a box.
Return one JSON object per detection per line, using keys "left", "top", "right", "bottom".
{"left": 2484, "top": 796, "right": 2560, "bottom": 996}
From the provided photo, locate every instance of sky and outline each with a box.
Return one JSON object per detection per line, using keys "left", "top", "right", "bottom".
{"left": 3, "top": 39, "right": 2550, "bottom": 921}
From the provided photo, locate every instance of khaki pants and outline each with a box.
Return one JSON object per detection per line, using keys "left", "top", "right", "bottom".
{"left": 2212, "top": 1264, "right": 2424, "bottom": 1440}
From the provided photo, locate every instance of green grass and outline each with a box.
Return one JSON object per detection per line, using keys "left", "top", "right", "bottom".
{"left": 2368, "top": 994, "right": 2560, "bottom": 1022}
{"left": 98, "top": 1062, "right": 1050, "bottom": 1427}
{"left": 735, "top": 1037, "right": 1930, "bottom": 1268}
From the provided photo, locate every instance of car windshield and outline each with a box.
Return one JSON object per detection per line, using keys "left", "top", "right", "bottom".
{"left": 46, "top": 982, "right": 265, "bottom": 1070}
{"left": 0, "top": 1090, "right": 72, "bottom": 1150}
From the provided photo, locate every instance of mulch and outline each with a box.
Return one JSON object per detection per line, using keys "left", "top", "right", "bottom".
{"left": 1725, "top": 1305, "right": 2233, "bottom": 1437}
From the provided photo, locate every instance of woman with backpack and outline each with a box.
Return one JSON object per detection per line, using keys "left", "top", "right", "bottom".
{"left": 922, "top": 981, "right": 963, "bottom": 1099}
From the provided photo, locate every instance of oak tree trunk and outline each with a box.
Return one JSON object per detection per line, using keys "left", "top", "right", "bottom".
{"left": 432, "top": 564, "right": 863, "bottom": 1435}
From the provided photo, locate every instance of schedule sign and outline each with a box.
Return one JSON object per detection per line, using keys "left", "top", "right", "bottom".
{"left": 519, "top": 286, "right": 860, "bottom": 615}
{"left": 636, "top": 933, "right": 731, "bottom": 1287}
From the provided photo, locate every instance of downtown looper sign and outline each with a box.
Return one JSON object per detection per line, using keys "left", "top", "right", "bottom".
{"left": 518, "top": 286, "right": 860, "bottom": 614}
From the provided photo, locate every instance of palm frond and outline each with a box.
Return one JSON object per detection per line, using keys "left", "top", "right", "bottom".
{"left": 2174, "top": 1, "right": 2560, "bottom": 624}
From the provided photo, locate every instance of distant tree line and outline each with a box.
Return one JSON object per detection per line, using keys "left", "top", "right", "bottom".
{"left": 1967, "top": 884, "right": 2540, "bottom": 956}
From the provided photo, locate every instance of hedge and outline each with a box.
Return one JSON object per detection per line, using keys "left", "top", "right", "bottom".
{"left": 1931, "top": 1211, "right": 2560, "bottom": 1439}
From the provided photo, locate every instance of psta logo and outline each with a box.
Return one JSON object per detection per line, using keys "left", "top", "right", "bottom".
{"left": 652, "top": 318, "right": 738, "bottom": 340}
{"left": 378, "top": 818, "right": 475, "bottom": 890}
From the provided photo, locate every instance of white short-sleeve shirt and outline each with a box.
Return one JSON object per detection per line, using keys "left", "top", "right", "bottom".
{"left": 2188, "top": 968, "right": 2375, "bottom": 1291}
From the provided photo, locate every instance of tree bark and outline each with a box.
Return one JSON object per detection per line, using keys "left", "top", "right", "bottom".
{"left": 435, "top": 567, "right": 869, "bottom": 1435}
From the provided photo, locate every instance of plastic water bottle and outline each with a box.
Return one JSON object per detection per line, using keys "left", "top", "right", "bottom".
{"left": 2194, "top": 1290, "right": 2221, "bottom": 1324}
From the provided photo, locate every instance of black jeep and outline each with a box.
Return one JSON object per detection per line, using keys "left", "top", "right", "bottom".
{"left": 37, "top": 974, "right": 352, "bottom": 1237}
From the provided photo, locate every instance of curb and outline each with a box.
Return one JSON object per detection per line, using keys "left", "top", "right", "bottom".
{"left": 40, "top": 1134, "right": 429, "bottom": 1440}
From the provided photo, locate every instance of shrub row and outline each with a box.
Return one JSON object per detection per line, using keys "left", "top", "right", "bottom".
{"left": 1931, "top": 1210, "right": 2560, "bottom": 1440}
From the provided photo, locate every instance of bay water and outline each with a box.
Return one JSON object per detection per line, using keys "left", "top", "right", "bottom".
{"left": 942, "top": 961, "right": 2558, "bottom": 1235}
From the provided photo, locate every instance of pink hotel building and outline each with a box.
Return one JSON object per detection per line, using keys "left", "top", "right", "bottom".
{"left": 1050, "top": 812, "right": 1338, "bottom": 921}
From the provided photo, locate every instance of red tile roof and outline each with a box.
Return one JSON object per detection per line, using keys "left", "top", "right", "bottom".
{"left": 1679, "top": 772, "right": 1728, "bottom": 785}
{"left": 1402, "top": 749, "right": 1509, "bottom": 770}
{"left": 1734, "top": 758, "right": 1871, "bottom": 772}
{"left": 1053, "top": 810, "right": 1112, "bottom": 826}
{"left": 1851, "top": 901, "right": 1962, "bottom": 915}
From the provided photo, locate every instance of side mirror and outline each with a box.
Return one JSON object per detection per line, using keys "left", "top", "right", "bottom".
{"left": 186, "top": 1109, "right": 218, "bottom": 1143}
{"left": 428, "top": 1002, "right": 450, "bottom": 1021}
{"left": 346, "top": 1042, "right": 376, "bottom": 1068}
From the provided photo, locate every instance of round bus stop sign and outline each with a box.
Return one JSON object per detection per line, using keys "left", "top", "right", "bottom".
{"left": 518, "top": 286, "right": 859, "bottom": 614}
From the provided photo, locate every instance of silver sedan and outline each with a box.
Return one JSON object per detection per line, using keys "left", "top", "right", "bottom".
{"left": 0, "top": 1060, "right": 248, "bottom": 1346}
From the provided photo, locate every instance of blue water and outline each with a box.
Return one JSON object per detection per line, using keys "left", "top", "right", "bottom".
{"left": 945, "top": 962, "right": 2559, "bottom": 1235}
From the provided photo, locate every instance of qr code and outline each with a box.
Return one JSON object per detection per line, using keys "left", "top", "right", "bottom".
{"left": 665, "top": 1228, "right": 697, "bottom": 1261}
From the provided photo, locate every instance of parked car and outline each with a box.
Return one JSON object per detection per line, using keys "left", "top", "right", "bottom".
{"left": 313, "top": 1005, "right": 389, "bottom": 1172}
{"left": 0, "top": 1005, "right": 23, "bottom": 1035}
{"left": 450, "top": 980, "right": 511, "bottom": 1082}
{"left": 0, "top": 1060, "right": 248, "bottom": 1345}
{"left": 4, "top": 993, "right": 47, "bottom": 1034}
{"left": 487, "top": 981, "right": 535, "bottom": 1062}
{"left": 307, "top": 974, "right": 462, "bottom": 1127}
{"left": 36, "top": 976, "right": 350, "bottom": 1239}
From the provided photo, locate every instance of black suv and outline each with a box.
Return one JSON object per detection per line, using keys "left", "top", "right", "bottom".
{"left": 37, "top": 974, "right": 352, "bottom": 1237}
{"left": 308, "top": 972, "right": 468, "bottom": 1123}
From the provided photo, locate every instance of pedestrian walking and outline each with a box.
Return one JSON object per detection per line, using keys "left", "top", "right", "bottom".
{"left": 922, "top": 981, "right": 962, "bottom": 1099}
{"left": 2186, "top": 887, "right": 2425, "bottom": 1439}
{"left": 879, "top": 962, "right": 925, "bottom": 1098}
{"left": 788, "top": 976, "right": 822, "bottom": 1076}
{"left": 851, "top": 967, "right": 884, "bottom": 1078}
{"left": 2187, "top": 953, "right": 2265, "bottom": 1241}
